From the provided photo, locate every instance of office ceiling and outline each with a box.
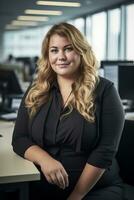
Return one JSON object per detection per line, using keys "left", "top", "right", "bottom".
{"left": 0, "top": 0, "right": 131, "bottom": 31}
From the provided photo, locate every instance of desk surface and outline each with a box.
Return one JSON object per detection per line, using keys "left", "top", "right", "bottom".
{"left": 0, "top": 121, "right": 40, "bottom": 184}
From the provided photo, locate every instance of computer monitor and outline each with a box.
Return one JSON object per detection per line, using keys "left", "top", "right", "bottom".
{"left": 118, "top": 64, "right": 134, "bottom": 100}
{"left": 0, "top": 68, "right": 23, "bottom": 112}
{"left": 104, "top": 63, "right": 134, "bottom": 100}
{"left": 101, "top": 60, "right": 134, "bottom": 68}
{"left": 99, "top": 60, "right": 134, "bottom": 79}
{"left": 0, "top": 68, "right": 23, "bottom": 94}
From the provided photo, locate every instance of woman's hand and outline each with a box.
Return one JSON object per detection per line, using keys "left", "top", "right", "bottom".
{"left": 40, "top": 156, "right": 69, "bottom": 189}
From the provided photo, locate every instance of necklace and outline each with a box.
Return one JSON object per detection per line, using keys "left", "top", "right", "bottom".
{"left": 62, "top": 90, "right": 72, "bottom": 110}
{"left": 60, "top": 90, "right": 73, "bottom": 121}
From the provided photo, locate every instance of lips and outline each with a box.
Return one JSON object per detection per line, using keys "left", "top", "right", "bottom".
{"left": 57, "top": 63, "right": 69, "bottom": 65}
{"left": 57, "top": 63, "right": 70, "bottom": 68}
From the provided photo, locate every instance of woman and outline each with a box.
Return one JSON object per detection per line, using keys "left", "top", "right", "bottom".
{"left": 12, "top": 22, "right": 125, "bottom": 200}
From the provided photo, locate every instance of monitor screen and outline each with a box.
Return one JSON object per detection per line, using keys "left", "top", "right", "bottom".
{"left": 0, "top": 68, "right": 23, "bottom": 95}
{"left": 0, "top": 69, "right": 23, "bottom": 100}
{"left": 104, "top": 63, "right": 134, "bottom": 100}
{"left": 118, "top": 64, "right": 134, "bottom": 100}
{"left": 0, "top": 68, "right": 23, "bottom": 112}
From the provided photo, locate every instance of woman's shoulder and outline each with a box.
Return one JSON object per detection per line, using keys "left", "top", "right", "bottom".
{"left": 98, "top": 76, "right": 113, "bottom": 87}
{"left": 95, "top": 76, "right": 114, "bottom": 99}
{"left": 97, "top": 75, "right": 113, "bottom": 88}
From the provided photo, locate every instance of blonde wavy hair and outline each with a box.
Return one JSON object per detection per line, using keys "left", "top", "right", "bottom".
{"left": 25, "top": 22, "right": 99, "bottom": 122}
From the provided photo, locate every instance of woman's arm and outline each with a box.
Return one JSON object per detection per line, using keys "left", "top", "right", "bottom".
{"left": 24, "top": 145, "right": 69, "bottom": 189}
{"left": 13, "top": 106, "right": 69, "bottom": 189}
{"left": 68, "top": 82, "right": 125, "bottom": 200}
{"left": 67, "top": 163, "right": 105, "bottom": 200}
{"left": 12, "top": 90, "right": 68, "bottom": 189}
{"left": 12, "top": 90, "right": 35, "bottom": 157}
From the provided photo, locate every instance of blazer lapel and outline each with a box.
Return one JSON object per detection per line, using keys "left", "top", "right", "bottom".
{"left": 30, "top": 95, "right": 52, "bottom": 147}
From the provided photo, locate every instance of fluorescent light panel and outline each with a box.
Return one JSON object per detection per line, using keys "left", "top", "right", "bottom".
{"left": 11, "top": 20, "right": 38, "bottom": 26}
{"left": 18, "top": 16, "right": 48, "bottom": 21}
{"left": 36, "top": 1, "right": 81, "bottom": 7}
{"left": 5, "top": 25, "right": 21, "bottom": 30}
{"left": 25, "top": 9, "right": 62, "bottom": 15}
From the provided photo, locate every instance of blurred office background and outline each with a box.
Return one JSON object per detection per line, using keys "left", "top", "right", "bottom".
{"left": 0, "top": 0, "right": 134, "bottom": 115}
{"left": 1, "top": 1, "right": 134, "bottom": 200}
{"left": 0, "top": 0, "right": 134, "bottom": 62}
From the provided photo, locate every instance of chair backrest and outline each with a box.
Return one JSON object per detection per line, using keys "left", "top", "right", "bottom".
{"left": 116, "top": 119, "right": 134, "bottom": 185}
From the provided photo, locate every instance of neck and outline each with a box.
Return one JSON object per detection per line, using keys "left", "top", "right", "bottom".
{"left": 57, "top": 76, "right": 74, "bottom": 92}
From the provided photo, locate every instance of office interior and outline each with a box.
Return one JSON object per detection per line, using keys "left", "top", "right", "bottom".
{"left": 0, "top": 0, "right": 134, "bottom": 199}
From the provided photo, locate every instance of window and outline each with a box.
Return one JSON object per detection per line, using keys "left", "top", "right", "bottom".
{"left": 3, "top": 26, "right": 50, "bottom": 59}
{"left": 126, "top": 4, "right": 134, "bottom": 59}
{"left": 91, "top": 12, "right": 107, "bottom": 61}
{"left": 86, "top": 16, "right": 92, "bottom": 44}
{"left": 107, "top": 8, "right": 121, "bottom": 59}
{"left": 73, "top": 18, "right": 85, "bottom": 34}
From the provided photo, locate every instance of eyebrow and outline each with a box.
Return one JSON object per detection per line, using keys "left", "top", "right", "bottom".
{"left": 50, "top": 44, "right": 72, "bottom": 49}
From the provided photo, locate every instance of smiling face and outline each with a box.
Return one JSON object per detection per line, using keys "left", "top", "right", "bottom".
{"left": 48, "top": 34, "right": 81, "bottom": 79}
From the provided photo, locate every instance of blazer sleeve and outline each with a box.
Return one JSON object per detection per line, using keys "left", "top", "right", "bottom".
{"left": 87, "top": 83, "right": 125, "bottom": 169}
{"left": 12, "top": 89, "right": 35, "bottom": 157}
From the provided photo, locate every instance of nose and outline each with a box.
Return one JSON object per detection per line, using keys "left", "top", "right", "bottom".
{"left": 58, "top": 50, "right": 66, "bottom": 61}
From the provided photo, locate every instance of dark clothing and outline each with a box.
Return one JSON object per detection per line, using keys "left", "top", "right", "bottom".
{"left": 29, "top": 152, "right": 123, "bottom": 199}
{"left": 29, "top": 181, "right": 123, "bottom": 200}
{"left": 12, "top": 77, "right": 125, "bottom": 199}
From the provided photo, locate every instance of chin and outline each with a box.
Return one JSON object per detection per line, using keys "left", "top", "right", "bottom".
{"left": 57, "top": 70, "right": 70, "bottom": 75}
{"left": 58, "top": 73, "right": 69, "bottom": 76}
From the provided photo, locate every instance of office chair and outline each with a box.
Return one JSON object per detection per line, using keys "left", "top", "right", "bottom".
{"left": 116, "top": 119, "right": 134, "bottom": 200}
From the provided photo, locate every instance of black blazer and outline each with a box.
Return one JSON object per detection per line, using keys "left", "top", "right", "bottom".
{"left": 12, "top": 77, "right": 125, "bottom": 169}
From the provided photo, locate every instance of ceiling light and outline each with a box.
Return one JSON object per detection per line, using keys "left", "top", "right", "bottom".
{"left": 11, "top": 20, "right": 38, "bottom": 26}
{"left": 5, "top": 25, "right": 21, "bottom": 30}
{"left": 18, "top": 16, "right": 48, "bottom": 21}
{"left": 25, "top": 9, "right": 62, "bottom": 15}
{"left": 36, "top": 1, "right": 81, "bottom": 7}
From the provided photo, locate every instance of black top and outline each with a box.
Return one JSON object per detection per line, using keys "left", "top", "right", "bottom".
{"left": 44, "top": 82, "right": 97, "bottom": 154}
{"left": 12, "top": 77, "right": 125, "bottom": 170}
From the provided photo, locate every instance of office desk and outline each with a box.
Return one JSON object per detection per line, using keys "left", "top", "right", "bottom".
{"left": 0, "top": 121, "right": 40, "bottom": 200}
